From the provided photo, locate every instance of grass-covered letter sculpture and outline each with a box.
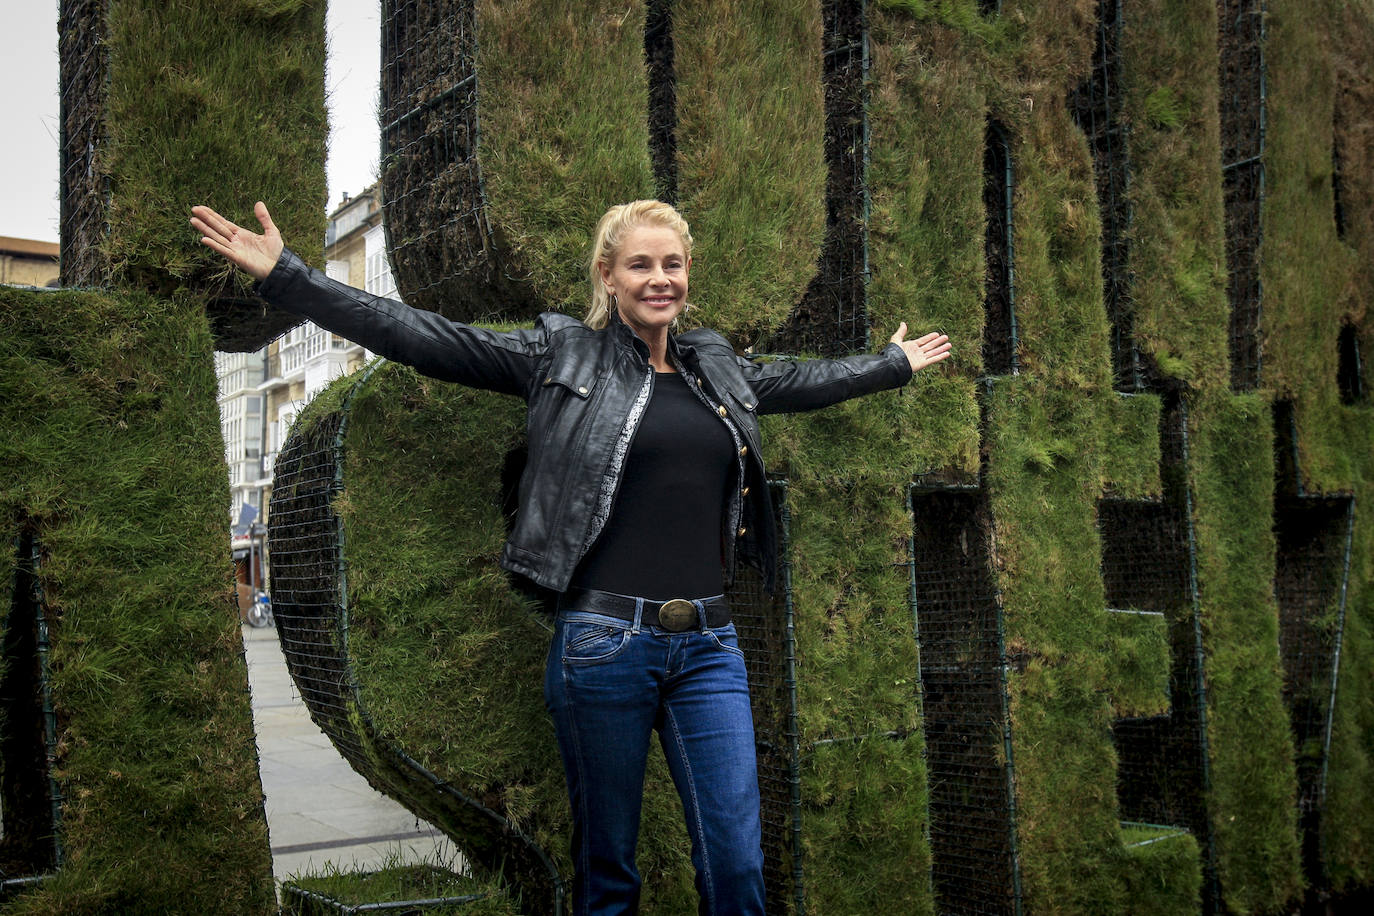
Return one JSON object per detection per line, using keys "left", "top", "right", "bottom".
{"left": 270, "top": 1, "right": 1374, "bottom": 914}
{"left": 7, "top": 0, "right": 1374, "bottom": 914}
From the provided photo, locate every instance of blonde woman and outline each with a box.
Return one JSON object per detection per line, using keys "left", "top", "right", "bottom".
{"left": 191, "top": 199, "right": 949, "bottom": 915}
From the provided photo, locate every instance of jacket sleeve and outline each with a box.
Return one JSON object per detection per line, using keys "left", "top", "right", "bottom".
{"left": 740, "top": 343, "right": 914, "bottom": 415}
{"left": 254, "top": 248, "right": 546, "bottom": 397}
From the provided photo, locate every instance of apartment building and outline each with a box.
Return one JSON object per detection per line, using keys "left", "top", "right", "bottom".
{"left": 216, "top": 349, "right": 267, "bottom": 514}
{"left": 216, "top": 184, "right": 395, "bottom": 579}
{"left": 1, "top": 236, "right": 59, "bottom": 288}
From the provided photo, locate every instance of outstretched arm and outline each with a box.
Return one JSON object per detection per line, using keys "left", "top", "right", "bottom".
{"left": 726, "top": 323, "right": 952, "bottom": 415}
{"left": 188, "top": 199, "right": 545, "bottom": 397}
{"left": 189, "top": 201, "right": 284, "bottom": 280}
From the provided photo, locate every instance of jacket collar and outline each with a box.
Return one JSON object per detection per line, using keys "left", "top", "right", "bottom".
{"left": 606, "top": 306, "right": 694, "bottom": 371}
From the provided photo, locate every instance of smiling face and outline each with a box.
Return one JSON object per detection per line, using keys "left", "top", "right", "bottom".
{"left": 599, "top": 224, "right": 691, "bottom": 343}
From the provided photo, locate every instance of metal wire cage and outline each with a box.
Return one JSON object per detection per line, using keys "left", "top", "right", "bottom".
{"left": 644, "top": 0, "right": 678, "bottom": 205}
{"left": 1338, "top": 323, "right": 1365, "bottom": 405}
{"left": 1069, "top": 0, "right": 1140, "bottom": 392}
{"left": 1217, "top": 0, "right": 1267, "bottom": 392}
{"left": 768, "top": 0, "right": 871, "bottom": 358}
{"left": 1332, "top": 72, "right": 1351, "bottom": 243}
{"left": 1272, "top": 402, "right": 1355, "bottom": 891}
{"left": 379, "top": 0, "right": 537, "bottom": 322}
{"left": 279, "top": 864, "right": 501, "bottom": 915}
{"left": 728, "top": 481, "right": 805, "bottom": 915}
{"left": 983, "top": 120, "right": 1018, "bottom": 378}
{"left": 910, "top": 484, "right": 1020, "bottom": 916}
{"left": 0, "top": 534, "right": 62, "bottom": 897}
{"left": 1099, "top": 397, "right": 1218, "bottom": 908}
{"left": 57, "top": 0, "right": 109, "bottom": 291}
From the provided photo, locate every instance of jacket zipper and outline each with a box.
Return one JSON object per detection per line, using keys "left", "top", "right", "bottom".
{"left": 678, "top": 370, "right": 747, "bottom": 583}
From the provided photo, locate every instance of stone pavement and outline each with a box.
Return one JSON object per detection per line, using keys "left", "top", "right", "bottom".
{"left": 242, "top": 622, "right": 458, "bottom": 885}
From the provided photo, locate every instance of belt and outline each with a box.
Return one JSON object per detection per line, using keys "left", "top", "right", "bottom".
{"left": 559, "top": 588, "right": 730, "bottom": 632}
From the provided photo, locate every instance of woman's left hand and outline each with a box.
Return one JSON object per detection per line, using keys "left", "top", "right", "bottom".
{"left": 890, "top": 323, "right": 952, "bottom": 374}
{"left": 189, "top": 201, "right": 284, "bottom": 281}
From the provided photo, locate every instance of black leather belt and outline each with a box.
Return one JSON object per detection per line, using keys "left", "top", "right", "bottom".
{"left": 559, "top": 588, "right": 730, "bottom": 632}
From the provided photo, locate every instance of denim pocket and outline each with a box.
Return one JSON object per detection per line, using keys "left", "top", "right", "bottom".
{"left": 705, "top": 623, "right": 744, "bottom": 659}
{"left": 561, "top": 621, "right": 631, "bottom": 664}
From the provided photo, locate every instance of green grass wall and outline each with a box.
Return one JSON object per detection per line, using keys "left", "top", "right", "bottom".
{"left": 59, "top": 0, "right": 328, "bottom": 351}
{"left": 0, "top": 288, "right": 275, "bottom": 915}
{"left": 1261, "top": 0, "right": 1374, "bottom": 901}
{"left": 0, "top": 0, "right": 330, "bottom": 909}
{"left": 19, "top": 0, "right": 1363, "bottom": 912}
{"left": 379, "top": 0, "right": 655, "bottom": 322}
{"left": 671, "top": 0, "right": 829, "bottom": 341}
{"left": 265, "top": 0, "right": 1374, "bottom": 912}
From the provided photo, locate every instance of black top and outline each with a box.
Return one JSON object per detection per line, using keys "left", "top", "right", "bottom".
{"left": 571, "top": 371, "right": 736, "bottom": 598}
{"left": 256, "top": 248, "right": 915, "bottom": 593}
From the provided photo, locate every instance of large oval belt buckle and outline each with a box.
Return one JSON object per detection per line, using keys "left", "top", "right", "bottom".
{"left": 658, "top": 599, "right": 696, "bottom": 632}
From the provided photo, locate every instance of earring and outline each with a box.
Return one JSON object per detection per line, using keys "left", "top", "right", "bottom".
{"left": 608, "top": 292, "right": 618, "bottom": 311}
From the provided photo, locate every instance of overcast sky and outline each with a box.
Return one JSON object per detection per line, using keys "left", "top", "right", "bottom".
{"left": 1, "top": 1, "right": 381, "bottom": 244}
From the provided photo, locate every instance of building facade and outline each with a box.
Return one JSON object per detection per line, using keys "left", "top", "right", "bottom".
{"left": 0, "top": 236, "right": 60, "bottom": 288}
{"left": 215, "top": 184, "right": 395, "bottom": 582}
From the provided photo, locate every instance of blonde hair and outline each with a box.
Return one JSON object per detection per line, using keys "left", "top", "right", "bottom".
{"left": 585, "top": 200, "right": 694, "bottom": 329}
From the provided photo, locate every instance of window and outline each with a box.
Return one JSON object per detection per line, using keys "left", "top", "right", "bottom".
{"left": 326, "top": 259, "right": 351, "bottom": 284}
{"left": 365, "top": 224, "right": 399, "bottom": 300}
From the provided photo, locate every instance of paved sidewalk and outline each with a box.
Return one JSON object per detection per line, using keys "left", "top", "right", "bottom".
{"left": 242, "top": 622, "right": 457, "bottom": 884}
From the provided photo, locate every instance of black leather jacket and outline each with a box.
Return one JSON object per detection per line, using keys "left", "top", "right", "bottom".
{"left": 257, "top": 249, "right": 913, "bottom": 593}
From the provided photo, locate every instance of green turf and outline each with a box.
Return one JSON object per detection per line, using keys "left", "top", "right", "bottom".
{"left": 0, "top": 286, "right": 274, "bottom": 914}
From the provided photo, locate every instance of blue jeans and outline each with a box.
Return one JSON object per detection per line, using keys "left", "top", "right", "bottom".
{"left": 544, "top": 599, "right": 766, "bottom": 916}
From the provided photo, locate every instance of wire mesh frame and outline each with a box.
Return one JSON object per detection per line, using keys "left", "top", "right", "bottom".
{"left": 1271, "top": 402, "right": 1355, "bottom": 892}
{"left": 1217, "top": 0, "right": 1267, "bottom": 392}
{"left": 267, "top": 362, "right": 565, "bottom": 914}
{"left": 1338, "top": 322, "right": 1364, "bottom": 405}
{"left": 644, "top": 0, "right": 678, "bottom": 205}
{"left": 1069, "top": 0, "right": 1141, "bottom": 392}
{"left": 726, "top": 480, "right": 805, "bottom": 916}
{"left": 908, "top": 482, "right": 1022, "bottom": 916}
{"left": 983, "top": 121, "right": 1019, "bottom": 378}
{"left": 0, "top": 876, "right": 50, "bottom": 905}
{"left": 1099, "top": 395, "right": 1220, "bottom": 910}
{"left": 768, "top": 0, "right": 871, "bottom": 357}
{"left": 1098, "top": 499, "right": 1196, "bottom": 826}
{"left": 0, "top": 533, "right": 63, "bottom": 889}
{"left": 57, "top": 0, "right": 111, "bottom": 289}
{"left": 1274, "top": 495, "right": 1354, "bottom": 885}
{"left": 378, "top": 0, "right": 540, "bottom": 321}
{"left": 280, "top": 864, "right": 493, "bottom": 915}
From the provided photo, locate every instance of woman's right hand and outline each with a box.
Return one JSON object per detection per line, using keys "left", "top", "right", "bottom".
{"left": 189, "top": 201, "right": 284, "bottom": 281}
